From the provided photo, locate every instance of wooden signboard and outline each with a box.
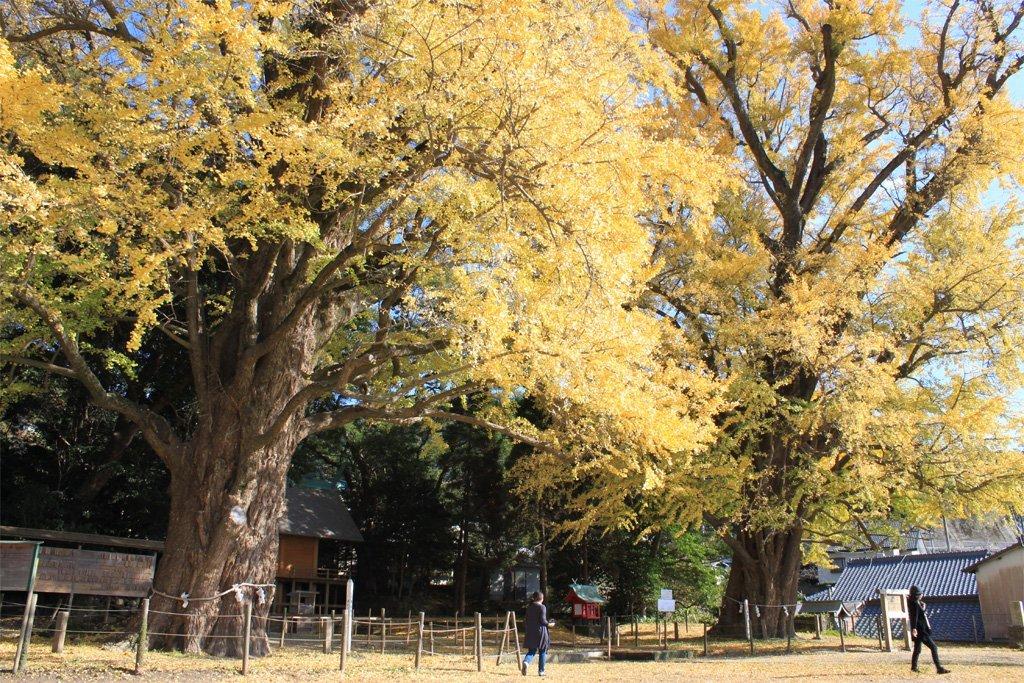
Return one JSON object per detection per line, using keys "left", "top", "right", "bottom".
{"left": 0, "top": 544, "right": 155, "bottom": 597}
{"left": 878, "top": 588, "right": 911, "bottom": 652}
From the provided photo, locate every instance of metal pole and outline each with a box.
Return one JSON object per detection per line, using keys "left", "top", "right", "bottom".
{"left": 242, "top": 601, "right": 252, "bottom": 675}
{"left": 345, "top": 578, "right": 354, "bottom": 653}
{"left": 52, "top": 610, "right": 69, "bottom": 654}
{"left": 339, "top": 608, "right": 350, "bottom": 675}
{"left": 14, "top": 542, "right": 41, "bottom": 674}
{"left": 475, "top": 612, "right": 483, "bottom": 672}
{"left": 15, "top": 593, "right": 38, "bottom": 674}
{"left": 415, "top": 612, "right": 424, "bottom": 669}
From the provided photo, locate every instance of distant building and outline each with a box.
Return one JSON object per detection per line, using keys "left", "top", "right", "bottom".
{"left": 565, "top": 583, "right": 606, "bottom": 622}
{"left": 963, "top": 541, "right": 1024, "bottom": 641}
{"left": 802, "top": 550, "right": 988, "bottom": 642}
{"left": 274, "top": 486, "right": 363, "bottom": 615}
{"left": 488, "top": 555, "right": 541, "bottom": 604}
{"left": 811, "top": 515, "right": 1020, "bottom": 586}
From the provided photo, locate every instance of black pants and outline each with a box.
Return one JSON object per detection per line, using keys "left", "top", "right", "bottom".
{"left": 912, "top": 633, "right": 941, "bottom": 670}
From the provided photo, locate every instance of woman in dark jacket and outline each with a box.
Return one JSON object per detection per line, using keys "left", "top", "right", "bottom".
{"left": 522, "top": 591, "right": 551, "bottom": 677}
{"left": 908, "top": 585, "right": 950, "bottom": 674}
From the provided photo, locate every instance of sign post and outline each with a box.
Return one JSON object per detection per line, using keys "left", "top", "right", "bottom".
{"left": 878, "top": 589, "right": 911, "bottom": 652}
{"left": 6, "top": 541, "right": 42, "bottom": 674}
{"left": 344, "top": 578, "right": 354, "bottom": 653}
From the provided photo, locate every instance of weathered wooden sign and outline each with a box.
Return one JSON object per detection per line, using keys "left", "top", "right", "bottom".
{"left": 0, "top": 543, "right": 156, "bottom": 597}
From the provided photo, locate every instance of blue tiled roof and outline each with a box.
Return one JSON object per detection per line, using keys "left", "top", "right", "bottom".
{"left": 805, "top": 550, "right": 987, "bottom": 602}
{"left": 855, "top": 599, "right": 983, "bottom": 642}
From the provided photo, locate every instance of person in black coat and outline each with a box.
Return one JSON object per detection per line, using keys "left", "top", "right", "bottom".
{"left": 908, "top": 585, "right": 950, "bottom": 674}
{"left": 521, "top": 591, "right": 551, "bottom": 677}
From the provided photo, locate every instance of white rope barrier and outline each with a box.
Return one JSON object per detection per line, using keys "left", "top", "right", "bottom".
{"left": 151, "top": 582, "right": 276, "bottom": 609}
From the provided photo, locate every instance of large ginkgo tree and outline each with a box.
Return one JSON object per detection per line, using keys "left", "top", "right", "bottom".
{"left": 0, "top": 0, "right": 724, "bottom": 653}
{"left": 521, "top": 0, "right": 1024, "bottom": 638}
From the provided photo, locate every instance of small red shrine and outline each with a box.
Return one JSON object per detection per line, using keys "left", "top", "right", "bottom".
{"left": 565, "top": 583, "right": 606, "bottom": 621}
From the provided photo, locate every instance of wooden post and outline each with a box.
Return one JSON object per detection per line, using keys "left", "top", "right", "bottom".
{"left": 380, "top": 607, "right": 387, "bottom": 654}
{"left": 242, "top": 601, "right": 252, "bottom": 675}
{"left": 606, "top": 617, "right": 612, "bottom": 660}
{"left": 838, "top": 616, "right": 846, "bottom": 653}
{"left": 661, "top": 616, "right": 667, "bottom": 651}
{"left": 614, "top": 617, "right": 620, "bottom": 647}
{"left": 743, "top": 599, "right": 754, "bottom": 655}
{"left": 512, "top": 610, "right": 522, "bottom": 667}
{"left": 324, "top": 616, "right": 333, "bottom": 654}
{"left": 703, "top": 622, "right": 708, "bottom": 656}
{"left": 876, "top": 615, "right": 884, "bottom": 650}
{"left": 571, "top": 623, "right": 577, "bottom": 647}
{"left": 279, "top": 608, "right": 288, "bottom": 648}
{"left": 133, "top": 599, "right": 149, "bottom": 673}
{"left": 475, "top": 612, "right": 483, "bottom": 672}
{"left": 814, "top": 613, "right": 821, "bottom": 640}
{"left": 52, "top": 610, "right": 69, "bottom": 654}
{"left": 784, "top": 606, "right": 792, "bottom": 653}
{"left": 634, "top": 616, "right": 639, "bottom": 647}
{"left": 428, "top": 621, "right": 434, "bottom": 655}
{"left": 407, "top": 611, "right": 413, "bottom": 645}
{"left": 415, "top": 612, "right": 424, "bottom": 669}
{"left": 674, "top": 619, "right": 679, "bottom": 641}
{"left": 103, "top": 596, "right": 112, "bottom": 625}
{"left": 366, "top": 608, "right": 372, "bottom": 644}
{"left": 495, "top": 612, "right": 509, "bottom": 665}
{"left": 461, "top": 615, "right": 467, "bottom": 654}
{"left": 685, "top": 612, "right": 689, "bottom": 633}
{"left": 339, "top": 609, "right": 350, "bottom": 675}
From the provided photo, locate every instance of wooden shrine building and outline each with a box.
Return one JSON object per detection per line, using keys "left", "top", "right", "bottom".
{"left": 566, "top": 583, "right": 606, "bottom": 622}
{"left": 274, "top": 486, "right": 363, "bottom": 615}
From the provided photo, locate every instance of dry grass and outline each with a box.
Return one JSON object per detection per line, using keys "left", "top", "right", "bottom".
{"left": 2, "top": 626, "right": 1022, "bottom": 681}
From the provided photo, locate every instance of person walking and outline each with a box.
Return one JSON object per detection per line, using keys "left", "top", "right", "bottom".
{"left": 908, "top": 585, "right": 950, "bottom": 674}
{"left": 522, "top": 591, "right": 551, "bottom": 677}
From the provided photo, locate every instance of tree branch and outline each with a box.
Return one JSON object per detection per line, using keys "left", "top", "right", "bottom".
{"left": 11, "top": 286, "right": 182, "bottom": 466}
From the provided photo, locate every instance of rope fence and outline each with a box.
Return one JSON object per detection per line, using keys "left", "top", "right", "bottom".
{"left": 4, "top": 590, "right": 986, "bottom": 677}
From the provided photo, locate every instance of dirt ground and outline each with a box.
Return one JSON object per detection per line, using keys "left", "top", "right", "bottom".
{"left": 2, "top": 631, "right": 1023, "bottom": 681}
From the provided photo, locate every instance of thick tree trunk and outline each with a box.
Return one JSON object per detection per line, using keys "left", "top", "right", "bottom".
{"left": 716, "top": 523, "right": 803, "bottom": 639}
{"left": 147, "top": 392, "right": 303, "bottom": 655}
